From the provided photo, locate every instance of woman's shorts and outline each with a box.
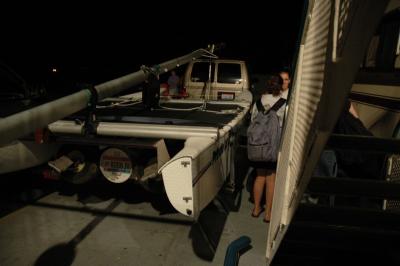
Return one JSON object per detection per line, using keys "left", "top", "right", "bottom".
{"left": 249, "top": 160, "right": 277, "bottom": 170}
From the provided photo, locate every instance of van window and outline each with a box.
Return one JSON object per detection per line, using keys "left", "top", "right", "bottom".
{"left": 217, "top": 63, "right": 242, "bottom": 84}
{"left": 191, "top": 62, "right": 215, "bottom": 82}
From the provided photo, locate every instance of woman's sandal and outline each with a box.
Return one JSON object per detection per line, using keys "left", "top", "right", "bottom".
{"left": 263, "top": 218, "right": 270, "bottom": 223}
{"left": 251, "top": 208, "right": 265, "bottom": 218}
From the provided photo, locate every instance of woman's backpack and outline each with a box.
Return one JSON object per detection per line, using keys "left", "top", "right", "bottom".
{"left": 247, "top": 98, "right": 286, "bottom": 162}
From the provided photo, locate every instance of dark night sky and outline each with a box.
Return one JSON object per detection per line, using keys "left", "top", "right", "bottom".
{"left": 1, "top": 1, "right": 305, "bottom": 90}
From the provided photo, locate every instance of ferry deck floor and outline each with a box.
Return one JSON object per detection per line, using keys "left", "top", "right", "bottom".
{"left": 0, "top": 158, "right": 268, "bottom": 266}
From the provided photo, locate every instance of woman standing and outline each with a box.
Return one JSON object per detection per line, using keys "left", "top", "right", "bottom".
{"left": 250, "top": 72, "right": 290, "bottom": 222}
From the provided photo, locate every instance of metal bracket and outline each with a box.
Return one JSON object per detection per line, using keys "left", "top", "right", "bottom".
{"left": 84, "top": 86, "right": 98, "bottom": 135}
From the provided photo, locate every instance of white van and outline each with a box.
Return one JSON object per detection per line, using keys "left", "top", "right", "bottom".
{"left": 183, "top": 59, "right": 250, "bottom": 101}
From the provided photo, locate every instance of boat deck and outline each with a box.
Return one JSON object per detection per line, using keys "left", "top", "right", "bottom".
{"left": 68, "top": 102, "right": 245, "bottom": 127}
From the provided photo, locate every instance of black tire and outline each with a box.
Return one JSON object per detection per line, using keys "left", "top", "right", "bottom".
{"left": 61, "top": 150, "right": 98, "bottom": 185}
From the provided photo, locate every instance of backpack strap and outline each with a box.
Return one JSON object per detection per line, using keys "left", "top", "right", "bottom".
{"left": 255, "top": 98, "right": 265, "bottom": 112}
{"left": 256, "top": 97, "right": 286, "bottom": 115}
{"left": 270, "top": 98, "right": 286, "bottom": 112}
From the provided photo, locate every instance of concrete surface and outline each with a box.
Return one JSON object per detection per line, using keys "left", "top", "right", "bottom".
{"left": 0, "top": 171, "right": 269, "bottom": 266}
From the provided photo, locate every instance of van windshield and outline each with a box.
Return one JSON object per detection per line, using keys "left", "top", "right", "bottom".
{"left": 191, "top": 62, "right": 215, "bottom": 82}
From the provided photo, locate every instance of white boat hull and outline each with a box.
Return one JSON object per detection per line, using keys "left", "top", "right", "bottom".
{"left": 160, "top": 135, "right": 231, "bottom": 219}
{"left": 0, "top": 141, "right": 59, "bottom": 174}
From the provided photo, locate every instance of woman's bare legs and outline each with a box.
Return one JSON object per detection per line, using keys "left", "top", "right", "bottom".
{"left": 265, "top": 171, "right": 276, "bottom": 221}
{"left": 252, "top": 169, "right": 267, "bottom": 216}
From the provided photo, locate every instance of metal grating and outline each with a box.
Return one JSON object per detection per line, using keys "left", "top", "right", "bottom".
{"left": 286, "top": 0, "right": 330, "bottom": 219}
{"left": 266, "top": 0, "right": 391, "bottom": 264}
{"left": 338, "top": 0, "right": 351, "bottom": 43}
{"left": 267, "top": 0, "right": 332, "bottom": 262}
{"left": 333, "top": 0, "right": 357, "bottom": 61}
{"left": 384, "top": 155, "right": 400, "bottom": 210}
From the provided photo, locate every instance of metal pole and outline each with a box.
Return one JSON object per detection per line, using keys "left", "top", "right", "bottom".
{"left": 0, "top": 48, "right": 211, "bottom": 146}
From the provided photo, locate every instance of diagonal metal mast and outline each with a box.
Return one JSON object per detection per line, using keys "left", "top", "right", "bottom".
{"left": 0, "top": 48, "right": 215, "bottom": 146}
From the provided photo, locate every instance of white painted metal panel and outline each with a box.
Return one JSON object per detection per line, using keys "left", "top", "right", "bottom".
{"left": 266, "top": 0, "right": 390, "bottom": 264}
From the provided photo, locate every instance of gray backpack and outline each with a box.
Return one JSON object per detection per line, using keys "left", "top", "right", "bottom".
{"left": 247, "top": 98, "right": 286, "bottom": 162}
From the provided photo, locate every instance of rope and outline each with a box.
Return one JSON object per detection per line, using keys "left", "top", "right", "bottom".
{"left": 157, "top": 104, "right": 203, "bottom": 111}
{"left": 96, "top": 99, "right": 141, "bottom": 109}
